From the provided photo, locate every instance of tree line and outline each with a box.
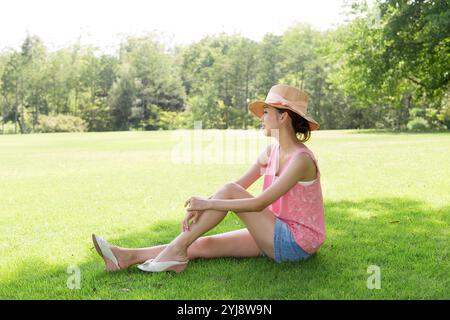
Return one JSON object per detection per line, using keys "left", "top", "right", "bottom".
{"left": 1, "top": 0, "right": 449, "bottom": 134}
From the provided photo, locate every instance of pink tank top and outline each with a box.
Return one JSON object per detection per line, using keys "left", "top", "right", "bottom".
{"left": 262, "top": 143, "right": 326, "bottom": 254}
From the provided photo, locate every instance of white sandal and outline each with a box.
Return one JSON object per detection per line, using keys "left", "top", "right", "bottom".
{"left": 92, "top": 234, "right": 120, "bottom": 271}
{"left": 137, "top": 259, "right": 188, "bottom": 273}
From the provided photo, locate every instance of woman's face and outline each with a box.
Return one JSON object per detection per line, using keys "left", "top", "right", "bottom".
{"left": 261, "top": 106, "right": 285, "bottom": 136}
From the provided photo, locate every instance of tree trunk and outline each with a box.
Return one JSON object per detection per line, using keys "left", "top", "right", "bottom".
{"left": 19, "top": 104, "right": 25, "bottom": 134}
{"left": 14, "top": 83, "right": 18, "bottom": 134}
{"left": 244, "top": 57, "right": 250, "bottom": 129}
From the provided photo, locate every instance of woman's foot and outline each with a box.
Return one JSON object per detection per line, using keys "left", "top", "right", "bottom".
{"left": 108, "top": 246, "right": 135, "bottom": 270}
{"left": 151, "top": 243, "right": 189, "bottom": 272}
{"left": 92, "top": 234, "right": 136, "bottom": 272}
{"left": 92, "top": 234, "right": 121, "bottom": 272}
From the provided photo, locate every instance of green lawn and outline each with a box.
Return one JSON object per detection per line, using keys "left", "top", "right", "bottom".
{"left": 0, "top": 129, "right": 448, "bottom": 299}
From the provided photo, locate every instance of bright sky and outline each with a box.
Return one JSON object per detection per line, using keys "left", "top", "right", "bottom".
{"left": 1, "top": 0, "right": 350, "bottom": 53}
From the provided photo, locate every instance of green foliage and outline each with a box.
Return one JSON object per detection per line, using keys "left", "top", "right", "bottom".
{"left": 409, "top": 107, "right": 425, "bottom": 118}
{"left": 328, "top": 0, "right": 449, "bottom": 130}
{"left": 110, "top": 35, "right": 186, "bottom": 131}
{"left": 154, "top": 109, "right": 191, "bottom": 130}
{"left": 1, "top": 2, "right": 449, "bottom": 133}
{"left": 378, "top": 0, "right": 450, "bottom": 98}
{"left": 254, "top": 33, "right": 283, "bottom": 96}
{"left": 436, "top": 103, "right": 450, "bottom": 129}
{"left": 109, "top": 64, "right": 135, "bottom": 131}
{"left": 407, "top": 117, "right": 429, "bottom": 131}
{"left": 186, "top": 93, "right": 227, "bottom": 129}
{"left": 0, "top": 121, "right": 17, "bottom": 134}
{"left": 36, "top": 114, "right": 87, "bottom": 133}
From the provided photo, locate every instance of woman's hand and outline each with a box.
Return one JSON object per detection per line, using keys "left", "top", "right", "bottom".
{"left": 182, "top": 209, "right": 202, "bottom": 232}
{"left": 184, "top": 196, "right": 212, "bottom": 212}
{"left": 182, "top": 196, "right": 212, "bottom": 232}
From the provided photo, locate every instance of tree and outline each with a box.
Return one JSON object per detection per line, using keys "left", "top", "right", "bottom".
{"left": 109, "top": 63, "right": 135, "bottom": 130}
{"left": 117, "top": 35, "right": 186, "bottom": 129}
{"left": 280, "top": 23, "right": 320, "bottom": 90}
{"left": 20, "top": 35, "right": 48, "bottom": 131}
{"left": 329, "top": 0, "right": 450, "bottom": 129}
{"left": 254, "top": 33, "right": 283, "bottom": 97}
{"left": 378, "top": 0, "right": 450, "bottom": 99}
{"left": 1, "top": 51, "right": 23, "bottom": 133}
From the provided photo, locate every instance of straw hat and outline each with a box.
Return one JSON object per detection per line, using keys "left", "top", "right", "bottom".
{"left": 248, "top": 84, "right": 319, "bottom": 131}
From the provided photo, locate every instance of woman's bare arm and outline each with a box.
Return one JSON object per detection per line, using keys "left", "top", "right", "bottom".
{"left": 234, "top": 144, "right": 272, "bottom": 189}
{"left": 208, "top": 153, "right": 315, "bottom": 213}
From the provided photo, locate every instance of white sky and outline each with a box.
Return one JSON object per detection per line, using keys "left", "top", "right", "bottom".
{"left": 1, "top": 0, "right": 350, "bottom": 53}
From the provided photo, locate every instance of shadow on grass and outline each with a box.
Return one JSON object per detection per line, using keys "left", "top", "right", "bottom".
{"left": 1, "top": 198, "right": 448, "bottom": 299}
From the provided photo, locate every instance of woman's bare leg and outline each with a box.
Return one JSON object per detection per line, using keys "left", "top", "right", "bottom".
{"left": 107, "top": 182, "right": 275, "bottom": 270}
{"left": 151, "top": 182, "right": 275, "bottom": 267}
{"left": 109, "top": 228, "right": 262, "bottom": 269}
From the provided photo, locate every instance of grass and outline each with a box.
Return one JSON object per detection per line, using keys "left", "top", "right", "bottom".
{"left": 0, "top": 129, "right": 448, "bottom": 299}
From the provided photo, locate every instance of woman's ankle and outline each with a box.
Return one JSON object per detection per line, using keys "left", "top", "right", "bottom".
{"left": 111, "top": 246, "right": 136, "bottom": 269}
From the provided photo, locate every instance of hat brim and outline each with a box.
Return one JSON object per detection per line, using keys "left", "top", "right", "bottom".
{"left": 248, "top": 101, "right": 320, "bottom": 131}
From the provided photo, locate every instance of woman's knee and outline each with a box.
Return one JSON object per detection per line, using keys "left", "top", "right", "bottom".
{"left": 215, "top": 181, "right": 243, "bottom": 199}
{"left": 187, "top": 236, "right": 215, "bottom": 259}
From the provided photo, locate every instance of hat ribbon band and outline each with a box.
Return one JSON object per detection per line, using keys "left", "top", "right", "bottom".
{"left": 265, "top": 92, "right": 307, "bottom": 108}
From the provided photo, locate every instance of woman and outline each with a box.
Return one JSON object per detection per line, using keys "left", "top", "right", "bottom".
{"left": 92, "top": 84, "right": 326, "bottom": 273}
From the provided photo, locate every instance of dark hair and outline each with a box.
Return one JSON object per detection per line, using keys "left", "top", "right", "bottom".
{"left": 275, "top": 108, "right": 311, "bottom": 142}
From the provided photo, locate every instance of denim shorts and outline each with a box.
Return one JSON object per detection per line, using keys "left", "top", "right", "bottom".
{"left": 261, "top": 218, "right": 312, "bottom": 263}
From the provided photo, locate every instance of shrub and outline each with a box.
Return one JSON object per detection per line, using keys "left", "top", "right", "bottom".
{"left": 37, "top": 114, "right": 87, "bottom": 133}
{"left": 409, "top": 107, "right": 426, "bottom": 118}
{"left": 156, "top": 110, "right": 191, "bottom": 130}
{"left": 432, "top": 105, "right": 450, "bottom": 131}
{"left": 0, "top": 121, "right": 18, "bottom": 134}
{"left": 137, "top": 104, "right": 191, "bottom": 130}
{"left": 407, "top": 117, "right": 429, "bottom": 131}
